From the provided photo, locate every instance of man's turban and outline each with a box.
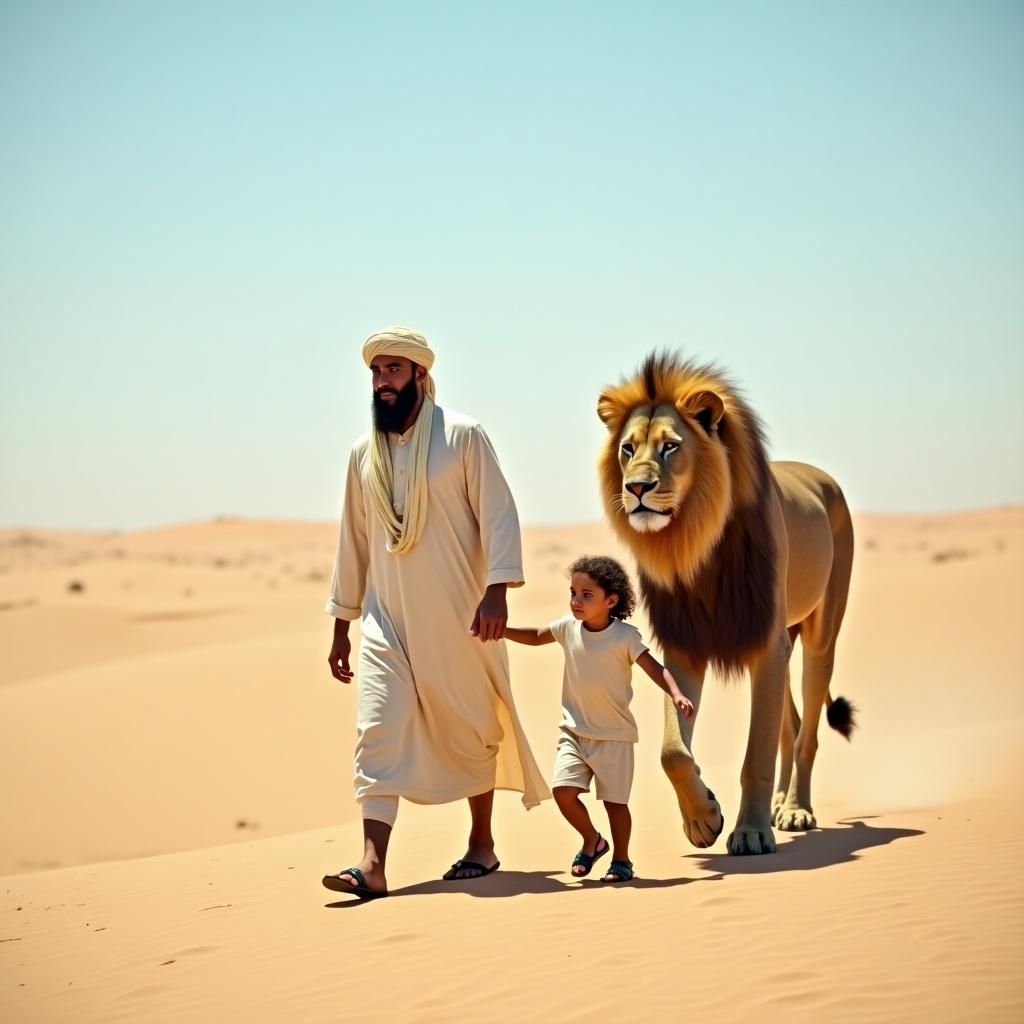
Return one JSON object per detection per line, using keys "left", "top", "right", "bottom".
{"left": 362, "top": 326, "right": 436, "bottom": 399}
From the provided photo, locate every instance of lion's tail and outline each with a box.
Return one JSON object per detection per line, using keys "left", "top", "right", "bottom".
{"left": 825, "top": 694, "right": 857, "bottom": 741}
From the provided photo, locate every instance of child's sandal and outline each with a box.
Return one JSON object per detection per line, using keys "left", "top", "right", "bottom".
{"left": 570, "top": 834, "right": 610, "bottom": 877}
{"left": 601, "top": 859, "right": 634, "bottom": 883}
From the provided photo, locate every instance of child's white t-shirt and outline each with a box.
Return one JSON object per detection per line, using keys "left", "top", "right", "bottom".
{"left": 548, "top": 614, "right": 649, "bottom": 743}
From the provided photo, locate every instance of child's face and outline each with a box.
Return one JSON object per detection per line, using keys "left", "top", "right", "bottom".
{"left": 569, "top": 572, "right": 619, "bottom": 626}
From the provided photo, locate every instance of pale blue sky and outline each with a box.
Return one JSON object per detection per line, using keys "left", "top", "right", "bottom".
{"left": 2, "top": 1, "right": 1022, "bottom": 529}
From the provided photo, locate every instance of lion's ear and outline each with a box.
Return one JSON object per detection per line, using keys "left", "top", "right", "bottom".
{"left": 680, "top": 390, "right": 725, "bottom": 435}
{"left": 597, "top": 391, "right": 622, "bottom": 427}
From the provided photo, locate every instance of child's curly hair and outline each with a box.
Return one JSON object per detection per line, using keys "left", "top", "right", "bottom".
{"left": 568, "top": 555, "right": 636, "bottom": 620}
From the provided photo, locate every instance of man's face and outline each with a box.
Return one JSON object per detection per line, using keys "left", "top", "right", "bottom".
{"left": 371, "top": 355, "right": 422, "bottom": 432}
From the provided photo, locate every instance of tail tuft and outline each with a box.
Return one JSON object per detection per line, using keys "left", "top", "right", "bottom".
{"left": 826, "top": 696, "right": 857, "bottom": 740}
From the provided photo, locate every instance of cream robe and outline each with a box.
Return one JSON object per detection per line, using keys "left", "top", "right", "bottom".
{"left": 326, "top": 403, "right": 549, "bottom": 810}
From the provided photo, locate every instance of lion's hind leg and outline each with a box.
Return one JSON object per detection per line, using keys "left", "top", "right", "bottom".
{"left": 775, "top": 639, "right": 832, "bottom": 831}
{"left": 775, "top": 512, "right": 853, "bottom": 832}
{"left": 773, "top": 649, "right": 800, "bottom": 819}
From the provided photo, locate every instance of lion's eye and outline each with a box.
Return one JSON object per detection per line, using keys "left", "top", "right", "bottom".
{"left": 620, "top": 443, "right": 635, "bottom": 458}
{"left": 661, "top": 441, "right": 679, "bottom": 456}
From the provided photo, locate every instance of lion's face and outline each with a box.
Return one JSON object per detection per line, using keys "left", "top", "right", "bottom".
{"left": 614, "top": 404, "right": 703, "bottom": 534}
{"left": 598, "top": 364, "right": 741, "bottom": 587}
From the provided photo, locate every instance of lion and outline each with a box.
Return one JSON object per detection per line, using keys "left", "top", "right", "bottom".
{"left": 597, "top": 352, "right": 855, "bottom": 854}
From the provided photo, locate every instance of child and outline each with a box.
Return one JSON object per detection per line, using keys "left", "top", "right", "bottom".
{"left": 503, "top": 555, "right": 693, "bottom": 883}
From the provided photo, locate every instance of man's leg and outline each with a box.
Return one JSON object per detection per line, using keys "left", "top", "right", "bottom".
{"left": 443, "top": 789, "right": 500, "bottom": 879}
{"left": 326, "top": 797, "right": 397, "bottom": 894}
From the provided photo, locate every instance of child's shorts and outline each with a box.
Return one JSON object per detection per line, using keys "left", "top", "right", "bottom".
{"left": 551, "top": 727, "right": 635, "bottom": 805}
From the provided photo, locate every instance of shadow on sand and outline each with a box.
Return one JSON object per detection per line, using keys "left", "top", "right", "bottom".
{"left": 325, "top": 869, "right": 702, "bottom": 906}
{"left": 687, "top": 817, "right": 925, "bottom": 877}
{"left": 325, "top": 818, "right": 924, "bottom": 906}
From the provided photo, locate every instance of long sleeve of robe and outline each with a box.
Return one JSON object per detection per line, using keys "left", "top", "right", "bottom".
{"left": 325, "top": 403, "right": 549, "bottom": 810}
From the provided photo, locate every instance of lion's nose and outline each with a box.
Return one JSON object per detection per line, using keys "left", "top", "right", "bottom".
{"left": 626, "top": 481, "right": 656, "bottom": 498}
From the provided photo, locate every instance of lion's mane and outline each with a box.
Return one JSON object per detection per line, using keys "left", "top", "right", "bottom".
{"left": 598, "top": 352, "right": 778, "bottom": 675}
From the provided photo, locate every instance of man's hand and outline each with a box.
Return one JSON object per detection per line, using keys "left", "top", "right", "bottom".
{"left": 470, "top": 583, "right": 508, "bottom": 642}
{"left": 328, "top": 622, "right": 354, "bottom": 683}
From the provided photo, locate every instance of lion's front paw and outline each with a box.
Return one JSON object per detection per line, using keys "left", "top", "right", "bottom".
{"left": 726, "top": 826, "right": 777, "bottom": 855}
{"left": 774, "top": 805, "right": 817, "bottom": 831}
{"left": 681, "top": 788, "right": 725, "bottom": 849}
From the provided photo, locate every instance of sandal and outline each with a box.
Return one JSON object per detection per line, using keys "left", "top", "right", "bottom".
{"left": 442, "top": 859, "right": 501, "bottom": 880}
{"left": 601, "top": 859, "right": 634, "bottom": 883}
{"left": 321, "top": 866, "right": 389, "bottom": 900}
{"left": 571, "top": 834, "right": 610, "bottom": 877}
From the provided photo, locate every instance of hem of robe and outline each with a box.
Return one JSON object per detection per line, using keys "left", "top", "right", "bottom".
{"left": 325, "top": 598, "right": 360, "bottom": 620}
{"left": 355, "top": 782, "right": 545, "bottom": 811}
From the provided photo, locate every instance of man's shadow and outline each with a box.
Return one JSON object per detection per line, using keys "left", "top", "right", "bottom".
{"left": 326, "top": 817, "right": 923, "bottom": 905}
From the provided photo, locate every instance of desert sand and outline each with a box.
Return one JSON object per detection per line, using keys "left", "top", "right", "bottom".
{"left": 1, "top": 509, "right": 1022, "bottom": 1022}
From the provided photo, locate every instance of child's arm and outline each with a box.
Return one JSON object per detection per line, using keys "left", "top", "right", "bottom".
{"left": 635, "top": 650, "right": 694, "bottom": 717}
{"left": 502, "top": 626, "right": 556, "bottom": 647}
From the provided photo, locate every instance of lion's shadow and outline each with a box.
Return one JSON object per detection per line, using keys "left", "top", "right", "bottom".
{"left": 687, "top": 817, "right": 924, "bottom": 876}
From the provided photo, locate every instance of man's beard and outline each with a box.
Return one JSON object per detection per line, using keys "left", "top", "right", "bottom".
{"left": 372, "top": 373, "right": 421, "bottom": 433}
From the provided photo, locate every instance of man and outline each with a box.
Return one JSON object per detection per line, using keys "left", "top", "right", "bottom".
{"left": 322, "top": 326, "right": 549, "bottom": 899}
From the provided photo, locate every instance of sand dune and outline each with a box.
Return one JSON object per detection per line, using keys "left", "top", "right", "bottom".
{"left": 2, "top": 510, "right": 1023, "bottom": 1021}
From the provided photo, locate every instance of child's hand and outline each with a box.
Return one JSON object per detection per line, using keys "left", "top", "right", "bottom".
{"left": 673, "top": 693, "right": 694, "bottom": 718}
